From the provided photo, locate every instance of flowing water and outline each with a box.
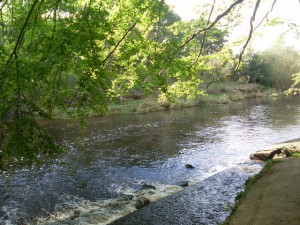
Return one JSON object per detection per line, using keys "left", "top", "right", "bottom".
{"left": 1, "top": 96, "right": 300, "bottom": 224}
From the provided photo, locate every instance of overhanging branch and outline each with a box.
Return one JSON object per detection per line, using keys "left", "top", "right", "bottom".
{"left": 102, "top": 22, "right": 137, "bottom": 65}
{"left": 189, "top": 0, "right": 216, "bottom": 69}
{"left": 233, "top": 0, "right": 261, "bottom": 73}
{"left": 206, "top": 0, "right": 262, "bottom": 88}
{"left": 180, "top": 0, "right": 244, "bottom": 49}
{"left": 6, "top": 0, "right": 40, "bottom": 65}
{"left": 253, "top": 0, "right": 277, "bottom": 32}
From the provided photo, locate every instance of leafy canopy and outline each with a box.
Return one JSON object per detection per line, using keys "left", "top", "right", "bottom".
{"left": 1, "top": 0, "right": 282, "bottom": 163}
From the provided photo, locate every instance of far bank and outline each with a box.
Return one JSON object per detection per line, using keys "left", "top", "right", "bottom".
{"left": 106, "top": 82, "right": 282, "bottom": 116}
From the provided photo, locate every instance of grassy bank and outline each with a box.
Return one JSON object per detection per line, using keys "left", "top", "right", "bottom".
{"left": 106, "top": 82, "right": 282, "bottom": 115}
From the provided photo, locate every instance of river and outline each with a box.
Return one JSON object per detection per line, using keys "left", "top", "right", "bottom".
{"left": 1, "top": 96, "right": 300, "bottom": 224}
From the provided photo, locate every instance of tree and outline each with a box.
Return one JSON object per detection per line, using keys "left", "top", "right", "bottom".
{"left": 241, "top": 40, "right": 300, "bottom": 89}
{"left": 1, "top": 0, "right": 292, "bottom": 163}
{"left": 1, "top": 0, "right": 175, "bottom": 163}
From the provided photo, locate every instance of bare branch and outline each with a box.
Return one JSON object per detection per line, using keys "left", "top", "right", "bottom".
{"left": 253, "top": 0, "right": 277, "bottom": 32}
{"left": 206, "top": 0, "right": 261, "bottom": 88}
{"left": 190, "top": 0, "right": 216, "bottom": 68}
{"left": 180, "top": 0, "right": 244, "bottom": 49}
{"left": 234, "top": 0, "right": 261, "bottom": 73}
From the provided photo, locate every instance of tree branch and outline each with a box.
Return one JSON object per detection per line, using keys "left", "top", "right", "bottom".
{"left": 68, "top": 86, "right": 81, "bottom": 108}
{"left": 253, "top": 0, "right": 277, "bottom": 32}
{"left": 68, "top": 21, "right": 138, "bottom": 108}
{"left": 154, "top": 0, "right": 164, "bottom": 68}
{"left": 46, "top": 0, "right": 59, "bottom": 56}
{"left": 233, "top": 0, "right": 261, "bottom": 73}
{"left": 0, "top": 0, "right": 8, "bottom": 11}
{"left": 206, "top": 0, "right": 261, "bottom": 88}
{"left": 30, "top": 0, "right": 44, "bottom": 44}
{"left": 180, "top": 0, "right": 244, "bottom": 49}
{"left": 6, "top": 0, "right": 40, "bottom": 65}
{"left": 189, "top": 0, "right": 216, "bottom": 68}
{"left": 102, "top": 22, "right": 137, "bottom": 65}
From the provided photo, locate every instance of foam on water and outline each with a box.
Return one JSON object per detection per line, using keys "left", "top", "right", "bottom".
{"left": 32, "top": 182, "right": 183, "bottom": 225}
{"left": 1, "top": 162, "right": 263, "bottom": 225}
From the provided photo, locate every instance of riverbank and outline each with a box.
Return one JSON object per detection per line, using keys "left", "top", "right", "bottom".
{"left": 223, "top": 140, "right": 300, "bottom": 225}
{"left": 48, "top": 82, "right": 282, "bottom": 119}
{"left": 108, "top": 140, "right": 300, "bottom": 225}
{"left": 106, "top": 82, "right": 281, "bottom": 115}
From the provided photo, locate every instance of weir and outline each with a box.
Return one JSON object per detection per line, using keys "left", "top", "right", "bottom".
{"left": 110, "top": 164, "right": 261, "bottom": 225}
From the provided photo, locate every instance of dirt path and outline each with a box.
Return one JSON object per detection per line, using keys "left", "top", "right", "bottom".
{"left": 228, "top": 157, "right": 300, "bottom": 225}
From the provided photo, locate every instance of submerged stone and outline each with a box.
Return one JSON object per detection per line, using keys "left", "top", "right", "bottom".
{"left": 177, "top": 181, "right": 189, "bottom": 187}
{"left": 141, "top": 184, "right": 156, "bottom": 190}
{"left": 135, "top": 197, "right": 150, "bottom": 209}
{"left": 185, "top": 164, "right": 195, "bottom": 169}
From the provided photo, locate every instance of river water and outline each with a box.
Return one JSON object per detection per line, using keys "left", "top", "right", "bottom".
{"left": 1, "top": 96, "right": 300, "bottom": 224}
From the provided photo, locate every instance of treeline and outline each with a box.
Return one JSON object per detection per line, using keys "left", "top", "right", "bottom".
{"left": 241, "top": 40, "right": 300, "bottom": 91}
{"left": 0, "top": 0, "right": 299, "bottom": 163}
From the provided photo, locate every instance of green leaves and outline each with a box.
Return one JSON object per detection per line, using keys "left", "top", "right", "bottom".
{"left": 0, "top": 0, "right": 234, "bottom": 163}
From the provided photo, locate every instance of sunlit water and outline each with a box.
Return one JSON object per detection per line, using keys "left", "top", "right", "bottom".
{"left": 1, "top": 96, "right": 300, "bottom": 224}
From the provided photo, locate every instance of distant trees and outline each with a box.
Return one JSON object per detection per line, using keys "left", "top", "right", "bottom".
{"left": 241, "top": 40, "right": 300, "bottom": 90}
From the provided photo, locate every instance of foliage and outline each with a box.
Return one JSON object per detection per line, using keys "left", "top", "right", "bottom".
{"left": 3, "top": 0, "right": 296, "bottom": 163}
{"left": 240, "top": 41, "right": 300, "bottom": 90}
{"left": 285, "top": 70, "right": 300, "bottom": 95}
{"left": 0, "top": 0, "right": 236, "bottom": 163}
{"left": 291, "top": 152, "right": 300, "bottom": 157}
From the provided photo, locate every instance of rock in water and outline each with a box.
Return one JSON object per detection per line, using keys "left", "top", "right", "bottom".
{"left": 135, "top": 197, "right": 150, "bottom": 209}
{"left": 177, "top": 181, "right": 189, "bottom": 187}
{"left": 185, "top": 164, "right": 195, "bottom": 169}
{"left": 118, "top": 194, "right": 134, "bottom": 201}
{"left": 141, "top": 184, "right": 156, "bottom": 190}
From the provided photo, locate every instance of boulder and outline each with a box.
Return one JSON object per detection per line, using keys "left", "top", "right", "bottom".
{"left": 283, "top": 144, "right": 300, "bottom": 156}
{"left": 250, "top": 141, "right": 300, "bottom": 161}
{"left": 250, "top": 147, "right": 283, "bottom": 161}
{"left": 74, "top": 209, "right": 81, "bottom": 215}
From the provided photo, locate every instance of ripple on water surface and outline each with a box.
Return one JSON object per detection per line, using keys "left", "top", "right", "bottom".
{"left": 1, "top": 97, "right": 300, "bottom": 224}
